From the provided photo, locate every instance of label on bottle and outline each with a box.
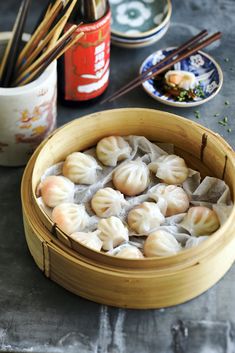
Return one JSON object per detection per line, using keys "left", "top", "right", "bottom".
{"left": 64, "top": 10, "right": 111, "bottom": 101}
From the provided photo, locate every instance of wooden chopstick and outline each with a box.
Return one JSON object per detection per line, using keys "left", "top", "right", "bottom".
{"left": 18, "top": 0, "right": 82, "bottom": 74}
{"left": 18, "top": 31, "right": 84, "bottom": 86}
{"left": 102, "top": 32, "right": 222, "bottom": 103}
{"left": 101, "top": 29, "right": 208, "bottom": 104}
{"left": 0, "top": 0, "right": 31, "bottom": 86}
{"left": 46, "top": 0, "right": 78, "bottom": 51}
{"left": 14, "top": 24, "right": 78, "bottom": 85}
{"left": 18, "top": 16, "right": 68, "bottom": 74}
{"left": 16, "top": 0, "right": 64, "bottom": 68}
{"left": 32, "top": 0, "right": 54, "bottom": 33}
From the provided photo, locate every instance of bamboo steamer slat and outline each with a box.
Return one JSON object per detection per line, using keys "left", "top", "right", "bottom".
{"left": 21, "top": 108, "right": 235, "bottom": 309}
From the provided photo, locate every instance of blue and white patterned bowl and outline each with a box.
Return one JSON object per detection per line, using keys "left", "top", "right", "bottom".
{"left": 140, "top": 48, "right": 223, "bottom": 107}
{"left": 111, "top": 22, "right": 170, "bottom": 48}
{"left": 110, "top": 0, "right": 172, "bottom": 40}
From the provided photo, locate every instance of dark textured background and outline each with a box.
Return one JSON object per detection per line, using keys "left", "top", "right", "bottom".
{"left": 0, "top": 0, "right": 235, "bottom": 352}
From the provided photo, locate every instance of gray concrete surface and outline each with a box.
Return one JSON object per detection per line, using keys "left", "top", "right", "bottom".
{"left": 0, "top": 0, "right": 235, "bottom": 352}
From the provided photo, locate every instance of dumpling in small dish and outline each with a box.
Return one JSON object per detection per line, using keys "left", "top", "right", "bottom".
{"left": 127, "top": 202, "right": 165, "bottom": 235}
{"left": 180, "top": 206, "right": 220, "bottom": 236}
{"left": 113, "top": 160, "right": 150, "bottom": 196}
{"left": 91, "top": 187, "right": 126, "bottom": 217}
{"left": 148, "top": 184, "right": 190, "bottom": 216}
{"left": 96, "top": 136, "right": 131, "bottom": 167}
{"left": 149, "top": 154, "right": 189, "bottom": 185}
{"left": 70, "top": 230, "right": 103, "bottom": 251}
{"left": 39, "top": 175, "right": 75, "bottom": 208}
{"left": 62, "top": 152, "right": 101, "bottom": 184}
{"left": 115, "top": 245, "right": 144, "bottom": 259}
{"left": 97, "top": 216, "right": 129, "bottom": 251}
{"left": 52, "top": 203, "right": 89, "bottom": 235}
{"left": 165, "top": 70, "right": 197, "bottom": 90}
{"left": 144, "top": 230, "right": 181, "bottom": 257}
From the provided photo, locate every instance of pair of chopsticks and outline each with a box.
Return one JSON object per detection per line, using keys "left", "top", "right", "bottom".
{"left": 101, "top": 30, "right": 222, "bottom": 104}
{"left": 14, "top": 0, "right": 84, "bottom": 86}
{"left": 0, "top": 0, "right": 84, "bottom": 88}
{"left": 15, "top": 24, "right": 83, "bottom": 86}
{"left": 0, "top": 0, "right": 31, "bottom": 87}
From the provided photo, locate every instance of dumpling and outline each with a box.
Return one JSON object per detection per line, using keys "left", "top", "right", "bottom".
{"left": 144, "top": 230, "right": 181, "bottom": 257}
{"left": 97, "top": 216, "right": 129, "bottom": 250}
{"left": 180, "top": 206, "right": 220, "bottom": 236}
{"left": 39, "top": 175, "right": 74, "bottom": 208}
{"left": 148, "top": 184, "right": 190, "bottom": 216}
{"left": 62, "top": 152, "right": 101, "bottom": 184}
{"left": 91, "top": 187, "right": 126, "bottom": 217}
{"left": 127, "top": 202, "right": 165, "bottom": 235}
{"left": 149, "top": 154, "right": 189, "bottom": 185}
{"left": 52, "top": 203, "right": 89, "bottom": 235}
{"left": 113, "top": 160, "right": 150, "bottom": 196}
{"left": 165, "top": 70, "right": 197, "bottom": 90}
{"left": 69, "top": 230, "right": 103, "bottom": 251}
{"left": 115, "top": 245, "right": 144, "bottom": 259}
{"left": 96, "top": 136, "right": 132, "bottom": 167}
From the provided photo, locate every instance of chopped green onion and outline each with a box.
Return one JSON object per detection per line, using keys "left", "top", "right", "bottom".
{"left": 218, "top": 120, "right": 227, "bottom": 126}
{"left": 194, "top": 110, "right": 200, "bottom": 119}
{"left": 223, "top": 116, "right": 228, "bottom": 123}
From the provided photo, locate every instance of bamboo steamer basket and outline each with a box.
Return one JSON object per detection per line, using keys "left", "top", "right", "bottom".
{"left": 21, "top": 108, "right": 235, "bottom": 309}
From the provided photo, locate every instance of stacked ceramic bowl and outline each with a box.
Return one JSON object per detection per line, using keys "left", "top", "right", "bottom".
{"left": 110, "top": 0, "right": 172, "bottom": 48}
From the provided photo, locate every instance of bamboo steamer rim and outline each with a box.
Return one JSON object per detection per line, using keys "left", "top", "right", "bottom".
{"left": 28, "top": 108, "right": 235, "bottom": 270}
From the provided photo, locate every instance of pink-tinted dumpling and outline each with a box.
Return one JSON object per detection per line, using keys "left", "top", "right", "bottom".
{"left": 39, "top": 175, "right": 74, "bottom": 208}
{"left": 127, "top": 202, "right": 165, "bottom": 234}
{"left": 149, "top": 154, "right": 189, "bottom": 185}
{"left": 97, "top": 216, "right": 129, "bottom": 251}
{"left": 113, "top": 160, "right": 150, "bottom": 196}
{"left": 52, "top": 203, "right": 89, "bottom": 235}
{"left": 180, "top": 206, "right": 220, "bottom": 236}
{"left": 144, "top": 230, "right": 181, "bottom": 257}
{"left": 96, "top": 136, "right": 131, "bottom": 167}
{"left": 91, "top": 187, "right": 126, "bottom": 217}
{"left": 63, "top": 152, "right": 101, "bottom": 184}
{"left": 148, "top": 184, "right": 190, "bottom": 216}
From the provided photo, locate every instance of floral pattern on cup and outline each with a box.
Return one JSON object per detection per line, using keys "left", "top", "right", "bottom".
{"left": 15, "top": 85, "right": 57, "bottom": 149}
{"left": 0, "top": 33, "right": 57, "bottom": 166}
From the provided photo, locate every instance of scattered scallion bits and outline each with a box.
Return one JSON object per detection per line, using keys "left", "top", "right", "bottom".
{"left": 218, "top": 120, "right": 227, "bottom": 126}
{"left": 223, "top": 116, "right": 228, "bottom": 123}
{"left": 194, "top": 110, "right": 200, "bottom": 119}
{"left": 224, "top": 58, "right": 230, "bottom": 62}
{"left": 225, "top": 100, "right": 229, "bottom": 106}
{"left": 227, "top": 128, "right": 232, "bottom": 133}
{"left": 214, "top": 113, "right": 220, "bottom": 117}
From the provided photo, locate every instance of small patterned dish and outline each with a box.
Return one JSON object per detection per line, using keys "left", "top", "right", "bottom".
{"left": 140, "top": 48, "right": 223, "bottom": 107}
{"left": 110, "top": 0, "right": 172, "bottom": 39}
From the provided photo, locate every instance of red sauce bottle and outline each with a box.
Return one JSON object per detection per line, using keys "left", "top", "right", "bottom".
{"left": 59, "top": 0, "right": 110, "bottom": 103}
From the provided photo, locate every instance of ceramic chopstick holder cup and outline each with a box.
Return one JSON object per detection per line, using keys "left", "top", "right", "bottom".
{"left": 0, "top": 32, "right": 57, "bottom": 166}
